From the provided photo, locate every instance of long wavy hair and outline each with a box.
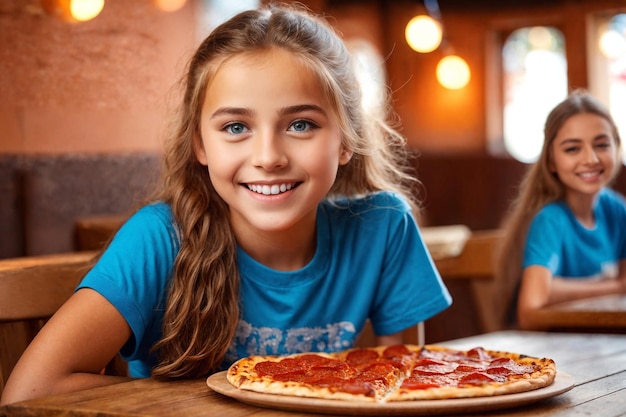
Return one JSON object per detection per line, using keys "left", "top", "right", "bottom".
{"left": 150, "top": 3, "right": 419, "bottom": 379}
{"left": 494, "top": 89, "right": 622, "bottom": 326}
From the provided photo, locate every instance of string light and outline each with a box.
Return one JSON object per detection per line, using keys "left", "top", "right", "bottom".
{"left": 153, "top": 0, "right": 187, "bottom": 13}
{"left": 42, "top": 0, "right": 105, "bottom": 22}
{"left": 599, "top": 29, "right": 626, "bottom": 59}
{"left": 405, "top": 15, "right": 442, "bottom": 53}
{"left": 436, "top": 55, "right": 471, "bottom": 89}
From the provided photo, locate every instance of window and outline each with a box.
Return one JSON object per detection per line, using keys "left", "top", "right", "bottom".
{"left": 197, "top": 0, "right": 260, "bottom": 38}
{"left": 502, "top": 27, "right": 567, "bottom": 163}
{"left": 346, "top": 39, "right": 387, "bottom": 116}
{"left": 589, "top": 12, "right": 626, "bottom": 163}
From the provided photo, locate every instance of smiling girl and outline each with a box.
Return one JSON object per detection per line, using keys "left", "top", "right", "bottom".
{"left": 1, "top": 3, "right": 451, "bottom": 404}
{"left": 497, "top": 90, "right": 626, "bottom": 330}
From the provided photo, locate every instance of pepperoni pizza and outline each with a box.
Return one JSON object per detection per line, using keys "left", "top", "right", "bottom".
{"left": 226, "top": 344, "right": 557, "bottom": 402}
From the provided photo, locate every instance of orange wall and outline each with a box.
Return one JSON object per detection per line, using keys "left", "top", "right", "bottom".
{"left": 0, "top": 0, "right": 198, "bottom": 154}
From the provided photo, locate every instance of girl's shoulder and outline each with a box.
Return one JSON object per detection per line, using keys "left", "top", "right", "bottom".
{"left": 598, "top": 187, "right": 626, "bottom": 205}
{"left": 532, "top": 200, "right": 571, "bottom": 227}
{"left": 536, "top": 199, "right": 569, "bottom": 216}
{"left": 596, "top": 187, "right": 626, "bottom": 217}
{"left": 122, "top": 202, "right": 180, "bottom": 245}
{"left": 134, "top": 201, "right": 174, "bottom": 221}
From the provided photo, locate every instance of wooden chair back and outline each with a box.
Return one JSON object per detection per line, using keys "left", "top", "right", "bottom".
{"left": 74, "top": 214, "right": 126, "bottom": 251}
{"left": 433, "top": 229, "right": 506, "bottom": 334}
{"left": 0, "top": 251, "right": 98, "bottom": 393}
{"left": 434, "top": 229, "right": 504, "bottom": 279}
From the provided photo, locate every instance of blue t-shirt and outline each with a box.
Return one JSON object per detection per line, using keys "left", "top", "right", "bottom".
{"left": 523, "top": 188, "right": 626, "bottom": 279}
{"left": 77, "top": 191, "right": 452, "bottom": 377}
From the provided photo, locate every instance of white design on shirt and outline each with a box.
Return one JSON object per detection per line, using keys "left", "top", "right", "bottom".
{"left": 223, "top": 320, "right": 357, "bottom": 365}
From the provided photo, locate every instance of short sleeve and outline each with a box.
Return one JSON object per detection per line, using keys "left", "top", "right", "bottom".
{"left": 76, "top": 203, "right": 179, "bottom": 359}
{"left": 523, "top": 206, "right": 565, "bottom": 274}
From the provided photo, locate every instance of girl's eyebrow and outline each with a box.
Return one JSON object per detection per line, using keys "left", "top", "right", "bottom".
{"left": 210, "top": 107, "right": 254, "bottom": 119}
{"left": 210, "top": 104, "right": 328, "bottom": 119}
{"left": 592, "top": 133, "right": 611, "bottom": 141}
{"left": 557, "top": 134, "right": 611, "bottom": 146}
{"left": 558, "top": 138, "right": 581, "bottom": 145}
{"left": 280, "top": 104, "right": 327, "bottom": 117}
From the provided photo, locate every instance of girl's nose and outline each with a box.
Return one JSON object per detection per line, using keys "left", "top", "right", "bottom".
{"left": 251, "top": 131, "right": 288, "bottom": 171}
{"left": 582, "top": 146, "right": 600, "bottom": 164}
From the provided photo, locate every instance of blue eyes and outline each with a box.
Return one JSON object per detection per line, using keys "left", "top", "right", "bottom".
{"left": 289, "top": 120, "right": 312, "bottom": 132}
{"left": 223, "top": 120, "right": 317, "bottom": 135}
{"left": 224, "top": 123, "right": 248, "bottom": 135}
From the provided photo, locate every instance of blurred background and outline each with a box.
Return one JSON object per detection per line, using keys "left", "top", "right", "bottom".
{"left": 1, "top": 0, "right": 625, "bottom": 258}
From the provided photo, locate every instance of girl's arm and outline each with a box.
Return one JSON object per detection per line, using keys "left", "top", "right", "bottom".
{"left": 517, "top": 264, "right": 626, "bottom": 330}
{"left": 619, "top": 259, "right": 626, "bottom": 286}
{"left": 0, "top": 288, "right": 132, "bottom": 405}
{"left": 375, "top": 331, "right": 405, "bottom": 346}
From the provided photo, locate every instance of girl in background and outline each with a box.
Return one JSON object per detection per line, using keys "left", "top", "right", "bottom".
{"left": 497, "top": 89, "right": 626, "bottom": 330}
{"left": 2, "top": 3, "right": 451, "bottom": 404}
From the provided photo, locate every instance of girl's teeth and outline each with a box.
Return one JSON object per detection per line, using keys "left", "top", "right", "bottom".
{"left": 249, "top": 183, "right": 294, "bottom": 195}
{"left": 579, "top": 172, "right": 599, "bottom": 178}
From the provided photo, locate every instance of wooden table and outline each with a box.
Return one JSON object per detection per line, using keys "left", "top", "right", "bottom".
{"left": 3, "top": 330, "right": 624, "bottom": 417}
{"left": 526, "top": 294, "right": 626, "bottom": 333}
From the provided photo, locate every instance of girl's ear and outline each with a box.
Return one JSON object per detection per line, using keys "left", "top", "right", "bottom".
{"left": 339, "top": 148, "right": 353, "bottom": 165}
{"left": 193, "top": 135, "right": 209, "bottom": 166}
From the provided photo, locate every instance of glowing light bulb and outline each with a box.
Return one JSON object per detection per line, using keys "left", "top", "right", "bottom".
{"left": 69, "top": 0, "right": 104, "bottom": 21}
{"left": 153, "top": 0, "right": 187, "bottom": 12}
{"left": 599, "top": 30, "right": 626, "bottom": 59}
{"left": 405, "top": 15, "right": 442, "bottom": 53}
{"left": 42, "top": 0, "right": 104, "bottom": 22}
{"left": 436, "top": 55, "right": 471, "bottom": 90}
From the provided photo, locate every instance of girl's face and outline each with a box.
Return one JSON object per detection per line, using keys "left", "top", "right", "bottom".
{"left": 195, "top": 48, "right": 351, "bottom": 240}
{"left": 549, "top": 112, "right": 619, "bottom": 201}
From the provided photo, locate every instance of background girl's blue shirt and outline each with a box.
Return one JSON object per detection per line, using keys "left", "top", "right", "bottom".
{"left": 523, "top": 188, "right": 626, "bottom": 278}
{"left": 77, "top": 191, "right": 452, "bottom": 377}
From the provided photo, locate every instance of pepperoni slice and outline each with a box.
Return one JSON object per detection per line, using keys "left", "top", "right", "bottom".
{"left": 306, "top": 374, "right": 345, "bottom": 389}
{"left": 487, "top": 360, "right": 534, "bottom": 375}
{"left": 357, "top": 362, "right": 397, "bottom": 384}
{"left": 455, "top": 364, "right": 480, "bottom": 373}
{"left": 254, "top": 360, "right": 301, "bottom": 377}
{"left": 382, "top": 357, "right": 411, "bottom": 372}
{"left": 340, "top": 379, "right": 377, "bottom": 396}
{"left": 412, "top": 358, "right": 456, "bottom": 376}
{"left": 294, "top": 354, "right": 338, "bottom": 368}
{"left": 346, "top": 349, "right": 380, "bottom": 365}
{"left": 459, "top": 372, "right": 503, "bottom": 386}
{"left": 416, "top": 358, "right": 446, "bottom": 366}
{"left": 466, "top": 347, "right": 492, "bottom": 361}
{"left": 271, "top": 369, "right": 308, "bottom": 382}
{"left": 490, "top": 357, "right": 512, "bottom": 366}
{"left": 383, "top": 344, "right": 412, "bottom": 359}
